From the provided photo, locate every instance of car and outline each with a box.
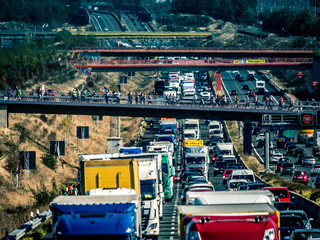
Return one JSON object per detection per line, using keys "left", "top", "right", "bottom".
{"left": 252, "top": 126, "right": 262, "bottom": 135}
{"left": 296, "top": 154, "right": 305, "bottom": 165}
{"left": 262, "top": 187, "right": 290, "bottom": 202}
{"left": 226, "top": 179, "right": 248, "bottom": 191}
{"left": 292, "top": 171, "right": 309, "bottom": 185}
{"left": 104, "top": 28, "right": 108, "bottom": 31}
{"left": 256, "top": 133, "right": 265, "bottom": 146}
{"left": 209, "top": 129, "right": 224, "bottom": 141}
{"left": 280, "top": 215, "right": 307, "bottom": 240}
{"left": 247, "top": 73, "right": 255, "bottom": 80}
{"left": 200, "top": 91, "right": 211, "bottom": 100}
{"left": 302, "top": 155, "right": 316, "bottom": 166}
{"left": 236, "top": 74, "right": 244, "bottom": 82}
{"left": 280, "top": 210, "right": 313, "bottom": 229}
{"left": 313, "top": 176, "right": 320, "bottom": 188}
{"left": 305, "top": 137, "right": 314, "bottom": 147}
{"left": 242, "top": 84, "right": 249, "bottom": 90}
{"left": 271, "top": 152, "right": 284, "bottom": 164}
{"left": 181, "top": 183, "right": 214, "bottom": 203}
{"left": 274, "top": 202, "right": 296, "bottom": 211}
{"left": 222, "top": 169, "right": 233, "bottom": 185}
{"left": 280, "top": 162, "right": 295, "bottom": 176}
{"left": 230, "top": 90, "right": 238, "bottom": 95}
{"left": 276, "top": 161, "right": 284, "bottom": 173}
{"left": 313, "top": 146, "right": 320, "bottom": 157}
{"left": 289, "top": 229, "right": 320, "bottom": 240}
{"left": 180, "top": 171, "right": 202, "bottom": 185}
{"left": 285, "top": 142, "right": 298, "bottom": 151}
{"left": 213, "top": 161, "right": 228, "bottom": 176}
{"left": 310, "top": 164, "right": 320, "bottom": 175}
{"left": 287, "top": 145, "right": 298, "bottom": 155}
{"left": 293, "top": 148, "right": 305, "bottom": 157}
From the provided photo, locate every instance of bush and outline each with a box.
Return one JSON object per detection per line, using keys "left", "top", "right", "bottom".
{"left": 41, "top": 153, "right": 57, "bottom": 170}
{"left": 310, "top": 191, "right": 320, "bottom": 202}
{"left": 29, "top": 178, "right": 59, "bottom": 206}
{"left": 39, "top": 115, "right": 48, "bottom": 123}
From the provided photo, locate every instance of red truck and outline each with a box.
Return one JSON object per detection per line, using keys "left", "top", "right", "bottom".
{"left": 178, "top": 203, "right": 280, "bottom": 240}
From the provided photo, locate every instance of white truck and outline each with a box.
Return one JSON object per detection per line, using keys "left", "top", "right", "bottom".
{"left": 256, "top": 80, "right": 265, "bottom": 93}
{"left": 147, "top": 141, "right": 174, "bottom": 154}
{"left": 186, "top": 190, "right": 275, "bottom": 205}
{"left": 183, "top": 119, "right": 200, "bottom": 139}
{"left": 183, "top": 129, "right": 200, "bottom": 140}
{"left": 184, "top": 152, "right": 209, "bottom": 180}
{"left": 216, "top": 142, "right": 234, "bottom": 156}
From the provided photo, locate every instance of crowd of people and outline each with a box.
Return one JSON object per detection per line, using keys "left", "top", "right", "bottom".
{"left": 3, "top": 86, "right": 319, "bottom": 110}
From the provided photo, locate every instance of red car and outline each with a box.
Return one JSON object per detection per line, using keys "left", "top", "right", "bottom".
{"left": 262, "top": 187, "right": 290, "bottom": 202}
{"left": 222, "top": 169, "right": 233, "bottom": 185}
{"left": 292, "top": 170, "right": 309, "bottom": 184}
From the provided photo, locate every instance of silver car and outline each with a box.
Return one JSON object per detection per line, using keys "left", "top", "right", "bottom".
{"left": 310, "top": 164, "right": 320, "bottom": 176}
{"left": 302, "top": 155, "right": 316, "bottom": 166}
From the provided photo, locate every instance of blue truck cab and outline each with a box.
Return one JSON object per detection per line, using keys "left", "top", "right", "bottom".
{"left": 120, "top": 147, "right": 142, "bottom": 155}
{"left": 155, "top": 134, "right": 178, "bottom": 150}
{"left": 50, "top": 195, "right": 142, "bottom": 240}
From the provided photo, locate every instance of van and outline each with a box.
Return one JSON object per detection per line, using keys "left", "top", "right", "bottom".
{"left": 228, "top": 169, "right": 255, "bottom": 183}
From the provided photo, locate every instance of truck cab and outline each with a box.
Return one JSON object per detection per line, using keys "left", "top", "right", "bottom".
{"left": 256, "top": 80, "right": 265, "bottom": 94}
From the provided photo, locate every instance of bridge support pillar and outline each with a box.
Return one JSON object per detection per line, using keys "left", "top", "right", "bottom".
{"left": 309, "top": 58, "right": 320, "bottom": 95}
{"left": 0, "top": 104, "right": 8, "bottom": 128}
{"left": 243, "top": 121, "right": 252, "bottom": 155}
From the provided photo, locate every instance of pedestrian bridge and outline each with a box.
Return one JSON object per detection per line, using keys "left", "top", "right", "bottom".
{"left": 0, "top": 99, "right": 303, "bottom": 127}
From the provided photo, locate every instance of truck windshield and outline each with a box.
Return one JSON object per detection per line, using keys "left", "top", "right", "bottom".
{"left": 140, "top": 180, "right": 156, "bottom": 200}
{"left": 186, "top": 157, "right": 205, "bottom": 165}
{"left": 220, "top": 150, "right": 232, "bottom": 155}
{"left": 184, "top": 133, "right": 195, "bottom": 139}
{"left": 162, "top": 162, "right": 169, "bottom": 174}
{"left": 232, "top": 175, "right": 254, "bottom": 182}
{"left": 184, "top": 124, "right": 198, "bottom": 129}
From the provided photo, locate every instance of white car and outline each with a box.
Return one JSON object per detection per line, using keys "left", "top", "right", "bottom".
{"left": 302, "top": 155, "right": 316, "bottom": 166}
{"left": 310, "top": 164, "right": 320, "bottom": 175}
{"left": 200, "top": 91, "right": 211, "bottom": 100}
{"left": 270, "top": 152, "right": 283, "bottom": 164}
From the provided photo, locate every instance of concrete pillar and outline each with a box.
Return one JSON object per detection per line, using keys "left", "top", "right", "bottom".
{"left": 0, "top": 104, "right": 8, "bottom": 128}
{"left": 243, "top": 122, "right": 252, "bottom": 155}
{"left": 309, "top": 58, "right": 320, "bottom": 95}
{"left": 265, "top": 131, "right": 270, "bottom": 173}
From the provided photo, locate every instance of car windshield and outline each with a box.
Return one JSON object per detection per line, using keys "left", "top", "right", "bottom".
{"left": 293, "top": 232, "right": 320, "bottom": 240}
{"left": 186, "top": 157, "right": 205, "bottom": 164}
{"left": 280, "top": 216, "right": 304, "bottom": 227}
{"left": 230, "top": 181, "right": 246, "bottom": 188}
{"left": 295, "top": 171, "right": 305, "bottom": 175}
{"left": 269, "top": 189, "right": 289, "bottom": 198}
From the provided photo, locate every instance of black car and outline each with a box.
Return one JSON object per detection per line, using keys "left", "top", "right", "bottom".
{"left": 230, "top": 90, "right": 238, "bottom": 95}
{"left": 287, "top": 145, "right": 298, "bottom": 155}
{"left": 213, "top": 161, "right": 228, "bottom": 176}
{"left": 293, "top": 148, "right": 305, "bottom": 157}
{"left": 238, "top": 182, "right": 267, "bottom": 191}
{"left": 280, "top": 215, "right": 306, "bottom": 240}
{"left": 242, "top": 84, "right": 249, "bottom": 90}
{"left": 313, "top": 176, "right": 320, "bottom": 189}
{"left": 296, "top": 154, "right": 305, "bottom": 165}
{"left": 252, "top": 127, "right": 262, "bottom": 135}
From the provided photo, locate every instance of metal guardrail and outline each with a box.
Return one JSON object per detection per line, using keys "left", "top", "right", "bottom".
{"left": 2, "top": 210, "right": 52, "bottom": 240}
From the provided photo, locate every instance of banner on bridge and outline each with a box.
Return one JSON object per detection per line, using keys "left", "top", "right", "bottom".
{"left": 233, "top": 59, "right": 266, "bottom": 64}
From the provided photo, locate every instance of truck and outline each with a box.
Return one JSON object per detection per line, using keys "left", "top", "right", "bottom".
{"left": 183, "top": 129, "right": 200, "bottom": 140}
{"left": 184, "top": 152, "right": 209, "bottom": 180}
{"left": 187, "top": 190, "right": 275, "bottom": 205}
{"left": 147, "top": 141, "right": 174, "bottom": 154}
{"left": 50, "top": 193, "right": 142, "bottom": 240}
{"left": 78, "top": 153, "right": 163, "bottom": 239}
{"left": 216, "top": 142, "right": 234, "bottom": 157}
{"left": 298, "top": 129, "right": 314, "bottom": 143}
{"left": 78, "top": 158, "right": 141, "bottom": 195}
{"left": 256, "top": 80, "right": 265, "bottom": 94}
{"left": 183, "top": 119, "right": 200, "bottom": 140}
{"left": 120, "top": 147, "right": 142, "bottom": 155}
{"left": 154, "top": 79, "right": 165, "bottom": 95}
{"left": 161, "top": 153, "right": 175, "bottom": 201}
{"left": 155, "top": 134, "right": 178, "bottom": 150}
{"left": 159, "top": 120, "right": 179, "bottom": 137}
{"left": 178, "top": 203, "right": 280, "bottom": 240}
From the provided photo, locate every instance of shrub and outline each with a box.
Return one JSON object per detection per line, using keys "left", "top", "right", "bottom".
{"left": 310, "top": 191, "right": 320, "bottom": 202}
{"left": 41, "top": 153, "right": 57, "bottom": 170}
{"left": 39, "top": 115, "right": 48, "bottom": 123}
{"left": 29, "top": 178, "right": 59, "bottom": 206}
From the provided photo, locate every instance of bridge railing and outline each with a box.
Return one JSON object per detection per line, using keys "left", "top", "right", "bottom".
{"left": 1, "top": 90, "right": 320, "bottom": 111}
{"left": 70, "top": 58, "right": 314, "bottom": 66}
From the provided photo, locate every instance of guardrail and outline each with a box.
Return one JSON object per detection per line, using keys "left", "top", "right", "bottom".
{"left": 1, "top": 210, "right": 52, "bottom": 240}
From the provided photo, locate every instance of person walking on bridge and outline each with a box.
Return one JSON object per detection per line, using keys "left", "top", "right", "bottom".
{"left": 193, "top": 94, "right": 197, "bottom": 105}
{"left": 128, "top": 91, "right": 133, "bottom": 104}
{"left": 234, "top": 95, "right": 239, "bottom": 108}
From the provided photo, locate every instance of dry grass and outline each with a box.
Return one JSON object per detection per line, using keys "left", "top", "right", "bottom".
{"left": 0, "top": 69, "right": 155, "bottom": 237}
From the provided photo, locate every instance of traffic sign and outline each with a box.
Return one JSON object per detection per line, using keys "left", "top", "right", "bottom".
{"left": 300, "top": 113, "right": 314, "bottom": 126}
{"left": 297, "top": 71, "right": 304, "bottom": 79}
